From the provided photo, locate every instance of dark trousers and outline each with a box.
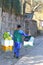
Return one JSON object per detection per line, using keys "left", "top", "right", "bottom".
{"left": 14, "top": 42, "right": 21, "bottom": 57}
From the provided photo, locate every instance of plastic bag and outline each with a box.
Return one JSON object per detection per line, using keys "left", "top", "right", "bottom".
{"left": 24, "top": 36, "right": 34, "bottom": 47}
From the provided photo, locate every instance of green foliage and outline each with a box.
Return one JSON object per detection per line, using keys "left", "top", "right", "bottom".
{"left": 0, "top": 0, "right": 2, "bottom": 7}
{"left": 3, "top": 32, "right": 10, "bottom": 39}
{"left": 13, "top": 0, "right": 21, "bottom": 15}
{"left": 3, "top": 32, "right": 12, "bottom": 40}
{"left": 2, "top": 0, "right": 10, "bottom": 12}
{"left": 1, "top": 0, "right": 21, "bottom": 15}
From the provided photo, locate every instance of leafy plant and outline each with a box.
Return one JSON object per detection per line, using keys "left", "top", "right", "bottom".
{"left": 13, "top": 0, "right": 21, "bottom": 16}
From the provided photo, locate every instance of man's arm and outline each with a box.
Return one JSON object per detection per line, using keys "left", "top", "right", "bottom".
{"left": 19, "top": 30, "right": 28, "bottom": 36}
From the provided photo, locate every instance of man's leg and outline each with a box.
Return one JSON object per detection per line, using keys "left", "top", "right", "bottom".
{"left": 16, "top": 48, "right": 20, "bottom": 58}
{"left": 13, "top": 47, "right": 16, "bottom": 57}
{"left": 13, "top": 42, "right": 18, "bottom": 57}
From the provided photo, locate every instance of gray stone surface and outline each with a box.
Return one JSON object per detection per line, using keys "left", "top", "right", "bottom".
{"left": 15, "top": 36, "right": 43, "bottom": 65}
{"left": 0, "top": 36, "right": 43, "bottom": 65}
{"left": 0, "top": 12, "right": 37, "bottom": 43}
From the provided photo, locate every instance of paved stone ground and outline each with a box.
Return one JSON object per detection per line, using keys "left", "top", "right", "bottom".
{"left": 0, "top": 36, "right": 43, "bottom": 65}
{"left": 15, "top": 36, "right": 43, "bottom": 65}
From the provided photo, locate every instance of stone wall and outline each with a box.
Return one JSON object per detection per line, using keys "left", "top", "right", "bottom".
{"left": 1, "top": 12, "right": 24, "bottom": 34}
{"left": 0, "top": 12, "right": 25, "bottom": 43}
{"left": 24, "top": 19, "right": 37, "bottom": 36}
{"left": 0, "top": 12, "right": 37, "bottom": 43}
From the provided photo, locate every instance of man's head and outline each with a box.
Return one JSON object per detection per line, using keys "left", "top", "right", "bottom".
{"left": 17, "top": 25, "right": 21, "bottom": 29}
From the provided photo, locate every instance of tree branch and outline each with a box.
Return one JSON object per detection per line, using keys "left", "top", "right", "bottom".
{"left": 33, "top": 3, "right": 41, "bottom": 11}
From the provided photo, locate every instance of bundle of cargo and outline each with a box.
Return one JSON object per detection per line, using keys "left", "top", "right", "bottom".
{"left": 24, "top": 36, "right": 34, "bottom": 47}
{"left": 2, "top": 32, "right": 14, "bottom": 52}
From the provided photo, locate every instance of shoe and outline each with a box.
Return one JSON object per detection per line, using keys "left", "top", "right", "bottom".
{"left": 16, "top": 56, "right": 19, "bottom": 59}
